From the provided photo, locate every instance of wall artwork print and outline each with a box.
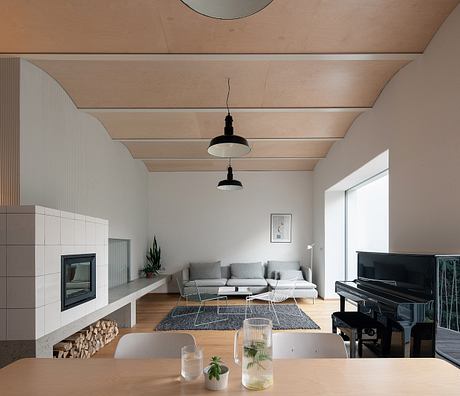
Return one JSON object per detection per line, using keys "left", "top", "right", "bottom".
{"left": 270, "top": 213, "right": 292, "bottom": 243}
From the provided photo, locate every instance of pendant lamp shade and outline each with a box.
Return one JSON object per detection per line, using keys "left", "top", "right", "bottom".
{"left": 180, "top": 0, "right": 273, "bottom": 20}
{"left": 208, "top": 113, "right": 251, "bottom": 157}
{"left": 217, "top": 165, "right": 243, "bottom": 191}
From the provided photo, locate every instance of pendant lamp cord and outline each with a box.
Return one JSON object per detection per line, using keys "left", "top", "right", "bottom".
{"left": 226, "top": 78, "right": 231, "bottom": 115}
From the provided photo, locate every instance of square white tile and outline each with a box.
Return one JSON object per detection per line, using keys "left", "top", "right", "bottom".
{"left": 95, "top": 223, "right": 106, "bottom": 246}
{"left": 35, "top": 214, "right": 45, "bottom": 245}
{"left": 44, "top": 245, "right": 61, "bottom": 275}
{"left": 6, "top": 214, "right": 35, "bottom": 245}
{"left": 85, "top": 221, "right": 96, "bottom": 245}
{"left": 97, "top": 265, "right": 108, "bottom": 287}
{"left": 61, "top": 217, "right": 75, "bottom": 245}
{"left": 44, "top": 215, "right": 60, "bottom": 245}
{"left": 44, "top": 301, "right": 61, "bottom": 334}
{"left": 6, "top": 206, "right": 37, "bottom": 214}
{"left": 60, "top": 210, "right": 75, "bottom": 220}
{"left": 35, "top": 276, "right": 45, "bottom": 307}
{"left": 0, "top": 246, "right": 6, "bottom": 276}
{"left": 44, "top": 273, "right": 60, "bottom": 305}
{"left": 35, "top": 305, "right": 45, "bottom": 339}
{"left": 6, "top": 246, "right": 36, "bottom": 277}
{"left": 35, "top": 246, "right": 45, "bottom": 276}
{"left": 0, "top": 214, "right": 6, "bottom": 245}
{"left": 0, "top": 277, "right": 6, "bottom": 309}
{"left": 7, "top": 308, "right": 36, "bottom": 340}
{"left": 44, "top": 208, "right": 60, "bottom": 217}
{"left": 7, "top": 277, "right": 36, "bottom": 308}
{"left": 74, "top": 220, "right": 86, "bottom": 245}
{"left": 0, "top": 309, "right": 6, "bottom": 340}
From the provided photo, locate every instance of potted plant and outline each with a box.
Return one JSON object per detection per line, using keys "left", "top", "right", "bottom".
{"left": 142, "top": 236, "right": 161, "bottom": 278}
{"left": 204, "top": 356, "right": 229, "bottom": 391}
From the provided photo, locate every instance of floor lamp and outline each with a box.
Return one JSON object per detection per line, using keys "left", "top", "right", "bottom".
{"left": 307, "top": 244, "right": 315, "bottom": 282}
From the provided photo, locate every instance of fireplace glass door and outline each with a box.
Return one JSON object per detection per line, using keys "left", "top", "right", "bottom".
{"left": 61, "top": 254, "right": 96, "bottom": 311}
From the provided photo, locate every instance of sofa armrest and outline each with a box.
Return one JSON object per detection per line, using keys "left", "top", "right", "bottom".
{"left": 181, "top": 267, "right": 190, "bottom": 282}
{"left": 301, "top": 265, "right": 312, "bottom": 283}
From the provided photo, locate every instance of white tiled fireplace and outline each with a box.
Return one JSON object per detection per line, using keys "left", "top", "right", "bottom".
{"left": 0, "top": 206, "right": 108, "bottom": 343}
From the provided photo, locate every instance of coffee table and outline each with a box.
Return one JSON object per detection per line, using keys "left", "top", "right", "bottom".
{"left": 218, "top": 287, "right": 253, "bottom": 296}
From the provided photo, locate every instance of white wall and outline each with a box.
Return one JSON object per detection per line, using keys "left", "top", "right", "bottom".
{"left": 149, "top": 171, "right": 313, "bottom": 287}
{"left": 19, "top": 60, "right": 149, "bottom": 279}
{"left": 313, "top": 5, "right": 460, "bottom": 298}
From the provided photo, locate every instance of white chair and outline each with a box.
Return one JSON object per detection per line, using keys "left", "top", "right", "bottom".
{"left": 245, "top": 278, "right": 302, "bottom": 325}
{"left": 272, "top": 332, "right": 347, "bottom": 358}
{"left": 114, "top": 332, "right": 196, "bottom": 359}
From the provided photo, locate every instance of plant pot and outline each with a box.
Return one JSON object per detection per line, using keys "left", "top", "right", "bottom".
{"left": 204, "top": 365, "right": 229, "bottom": 391}
{"left": 145, "top": 272, "right": 154, "bottom": 279}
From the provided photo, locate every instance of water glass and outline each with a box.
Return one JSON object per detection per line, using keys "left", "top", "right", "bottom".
{"left": 181, "top": 345, "right": 203, "bottom": 381}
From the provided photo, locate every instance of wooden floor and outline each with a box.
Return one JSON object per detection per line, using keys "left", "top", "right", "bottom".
{"left": 93, "top": 294, "right": 344, "bottom": 361}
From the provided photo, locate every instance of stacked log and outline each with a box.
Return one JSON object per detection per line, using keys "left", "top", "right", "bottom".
{"left": 53, "top": 319, "right": 119, "bottom": 359}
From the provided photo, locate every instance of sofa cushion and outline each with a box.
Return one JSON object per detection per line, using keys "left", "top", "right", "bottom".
{"left": 266, "top": 260, "right": 300, "bottom": 279}
{"left": 266, "top": 279, "right": 317, "bottom": 290}
{"left": 189, "top": 261, "right": 221, "bottom": 280}
{"left": 230, "top": 262, "right": 264, "bottom": 279}
{"left": 279, "top": 270, "right": 304, "bottom": 281}
{"left": 184, "top": 278, "right": 227, "bottom": 287}
{"left": 226, "top": 278, "right": 268, "bottom": 287}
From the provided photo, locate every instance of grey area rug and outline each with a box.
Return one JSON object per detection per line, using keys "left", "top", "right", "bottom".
{"left": 155, "top": 304, "right": 320, "bottom": 331}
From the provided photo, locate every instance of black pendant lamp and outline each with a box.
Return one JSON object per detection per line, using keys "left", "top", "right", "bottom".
{"left": 217, "top": 160, "right": 243, "bottom": 191}
{"left": 208, "top": 79, "right": 251, "bottom": 158}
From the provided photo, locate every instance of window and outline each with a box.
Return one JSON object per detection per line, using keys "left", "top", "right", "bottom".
{"left": 345, "top": 171, "right": 389, "bottom": 280}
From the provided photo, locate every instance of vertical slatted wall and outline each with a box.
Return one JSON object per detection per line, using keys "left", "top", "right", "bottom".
{"left": 108, "top": 239, "right": 130, "bottom": 288}
{"left": 0, "top": 58, "right": 20, "bottom": 205}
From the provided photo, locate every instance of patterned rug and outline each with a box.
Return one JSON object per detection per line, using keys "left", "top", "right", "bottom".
{"left": 155, "top": 304, "right": 320, "bottom": 331}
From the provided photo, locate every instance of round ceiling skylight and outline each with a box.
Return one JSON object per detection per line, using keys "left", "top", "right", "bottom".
{"left": 180, "top": 0, "right": 274, "bottom": 20}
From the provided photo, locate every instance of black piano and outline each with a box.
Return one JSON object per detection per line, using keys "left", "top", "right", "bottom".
{"left": 335, "top": 252, "right": 437, "bottom": 358}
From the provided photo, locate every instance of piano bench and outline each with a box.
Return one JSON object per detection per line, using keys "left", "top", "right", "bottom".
{"left": 331, "top": 312, "right": 389, "bottom": 358}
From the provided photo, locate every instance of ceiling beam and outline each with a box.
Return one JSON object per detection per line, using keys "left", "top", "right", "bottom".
{"left": 113, "top": 137, "right": 342, "bottom": 142}
{"left": 3, "top": 53, "right": 421, "bottom": 62}
{"left": 138, "top": 157, "right": 324, "bottom": 161}
{"left": 82, "top": 107, "right": 370, "bottom": 113}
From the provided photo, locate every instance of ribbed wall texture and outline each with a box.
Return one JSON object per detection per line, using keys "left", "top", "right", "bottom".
{"left": 0, "top": 58, "right": 20, "bottom": 205}
{"left": 108, "top": 238, "right": 130, "bottom": 288}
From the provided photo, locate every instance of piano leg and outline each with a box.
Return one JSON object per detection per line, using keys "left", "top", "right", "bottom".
{"left": 400, "top": 322, "right": 415, "bottom": 358}
{"left": 340, "top": 295, "right": 345, "bottom": 312}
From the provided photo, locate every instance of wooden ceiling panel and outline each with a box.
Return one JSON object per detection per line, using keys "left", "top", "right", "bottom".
{"left": 144, "top": 158, "right": 319, "bottom": 172}
{"left": 0, "top": 0, "right": 457, "bottom": 53}
{"left": 123, "top": 140, "right": 334, "bottom": 159}
{"left": 31, "top": 59, "right": 409, "bottom": 108}
{"left": 90, "top": 110, "right": 363, "bottom": 139}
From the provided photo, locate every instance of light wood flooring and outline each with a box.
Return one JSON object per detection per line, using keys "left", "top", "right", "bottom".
{"left": 93, "top": 294, "right": 344, "bottom": 361}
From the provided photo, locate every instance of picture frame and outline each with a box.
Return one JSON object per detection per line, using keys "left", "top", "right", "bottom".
{"left": 270, "top": 213, "right": 292, "bottom": 243}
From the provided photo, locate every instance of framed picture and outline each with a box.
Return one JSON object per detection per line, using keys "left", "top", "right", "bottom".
{"left": 270, "top": 213, "right": 292, "bottom": 243}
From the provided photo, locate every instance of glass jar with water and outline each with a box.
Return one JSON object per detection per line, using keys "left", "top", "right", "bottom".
{"left": 234, "top": 318, "right": 273, "bottom": 390}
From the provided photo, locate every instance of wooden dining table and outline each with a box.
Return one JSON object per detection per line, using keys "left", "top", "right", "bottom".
{"left": 0, "top": 357, "right": 458, "bottom": 395}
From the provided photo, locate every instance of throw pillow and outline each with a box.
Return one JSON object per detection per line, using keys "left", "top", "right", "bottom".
{"left": 189, "top": 261, "right": 221, "bottom": 280}
{"left": 279, "top": 270, "right": 304, "bottom": 281}
{"left": 230, "top": 262, "right": 264, "bottom": 279}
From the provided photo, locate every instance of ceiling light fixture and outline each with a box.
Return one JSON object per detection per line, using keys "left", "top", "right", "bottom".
{"left": 180, "top": 0, "right": 273, "bottom": 20}
{"left": 217, "top": 159, "right": 243, "bottom": 191}
{"left": 208, "top": 78, "right": 251, "bottom": 158}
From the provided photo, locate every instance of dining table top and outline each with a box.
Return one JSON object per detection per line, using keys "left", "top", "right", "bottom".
{"left": 0, "top": 357, "right": 459, "bottom": 395}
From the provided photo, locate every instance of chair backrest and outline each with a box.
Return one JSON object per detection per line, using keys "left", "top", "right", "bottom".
{"left": 273, "top": 332, "right": 347, "bottom": 359}
{"left": 114, "top": 332, "right": 196, "bottom": 359}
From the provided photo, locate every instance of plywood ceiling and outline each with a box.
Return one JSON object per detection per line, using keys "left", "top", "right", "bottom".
{"left": 1, "top": 0, "right": 458, "bottom": 172}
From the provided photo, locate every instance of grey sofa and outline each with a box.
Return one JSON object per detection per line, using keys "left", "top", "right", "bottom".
{"left": 181, "top": 260, "right": 318, "bottom": 301}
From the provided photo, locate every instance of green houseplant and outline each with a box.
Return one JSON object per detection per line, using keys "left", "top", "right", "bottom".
{"left": 204, "top": 356, "right": 229, "bottom": 391}
{"left": 143, "top": 236, "right": 161, "bottom": 278}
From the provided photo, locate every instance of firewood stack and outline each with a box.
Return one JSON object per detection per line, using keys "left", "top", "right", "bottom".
{"left": 53, "top": 319, "right": 119, "bottom": 359}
